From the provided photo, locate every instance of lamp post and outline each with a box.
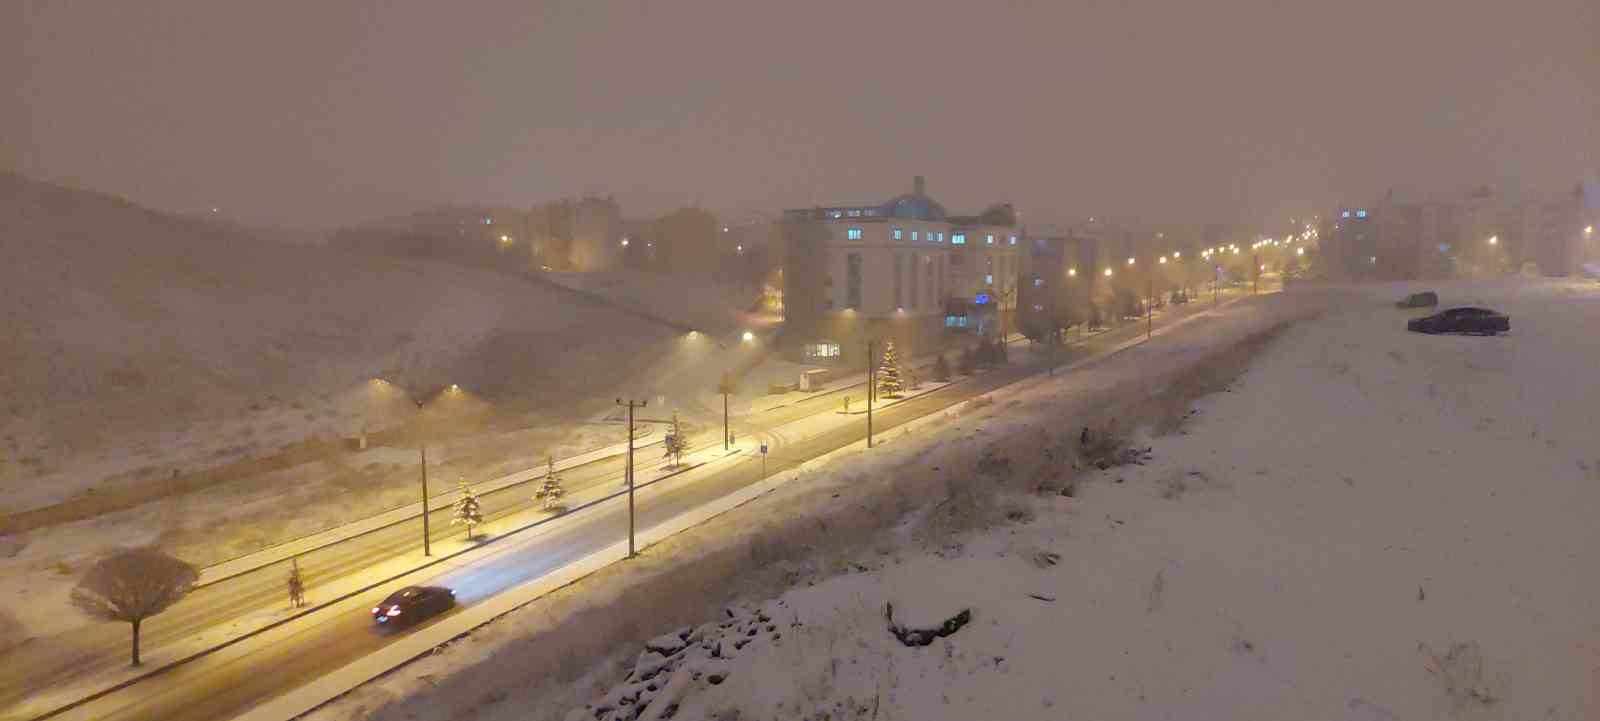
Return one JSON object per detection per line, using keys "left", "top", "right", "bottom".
{"left": 415, "top": 399, "right": 430, "bottom": 557}
{"left": 615, "top": 398, "right": 647, "bottom": 558}
{"left": 866, "top": 338, "right": 875, "bottom": 448}
{"left": 717, "top": 373, "right": 735, "bottom": 450}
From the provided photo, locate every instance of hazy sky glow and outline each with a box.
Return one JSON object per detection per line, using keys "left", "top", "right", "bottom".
{"left": 3, "top": 0, "right": 1596, "bottom": 228}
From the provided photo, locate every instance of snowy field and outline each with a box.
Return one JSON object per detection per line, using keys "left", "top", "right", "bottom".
{"left": 305, "top": 278, "right": 1596, "bottom": 721}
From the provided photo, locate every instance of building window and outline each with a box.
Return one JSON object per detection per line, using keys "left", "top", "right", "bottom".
{"left": 985, "top": 234, "right": 995, "bottom": 245}
{"left": 1034, "top": 277, "right": 1044, "bottom": 287}
{"left": 893, "top": 227, "right": 904, "bottom": 240}
{"left": 911, "top": 230, "right": 920, "bottom": 241}
{"left": 1008, "top": 236, "right": 1017, "bottom": 245}
{"left": 829, "top": 210, "right": 843, "bottom": 219}
{"left": 805, "top": 342, "right": 841, "bottom": 360}
{"left": 846, "top": 253, "right": 863, "bottom": 309}
{"left": 864, "top": 209, "right": 877, "bottom": 217}
{"left": 893, "top": 253, "right": 904, "bottom": 308}
{"left": 952, "top": 233, "right": 966, "bottom": 245}
{"left": 985, "top": 274, "right": 994, "bottom": 285}
{"left": 1341, "top": 210, "right": 1351, "bottom": 219}
{"left": 847, "top": 227, "right": 863, "bottom": 240}
{"left": 944, "top": 315, "right": 969, "bottom": 328}
{"left": 848, "top": 209, "right": 862, "bottom": 217}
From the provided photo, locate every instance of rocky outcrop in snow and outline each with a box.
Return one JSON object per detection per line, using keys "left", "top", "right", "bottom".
{"left": 565, "top": 599, "right": 793, "bottom": 721}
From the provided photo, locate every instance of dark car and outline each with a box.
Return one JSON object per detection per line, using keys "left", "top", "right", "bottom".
{"left": 1407, "top": 307, "right": 1510, "bottom": 335}
{"left": 372, "top": 585, "right": 455, "bottom": 627}
{"left": 1396, "top": 291, "right": 1439, "bottom": 308}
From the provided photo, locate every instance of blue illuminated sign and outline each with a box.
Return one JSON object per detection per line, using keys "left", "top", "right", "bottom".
{"left": 975, "top": 293, "right": 991, "bottom": 305}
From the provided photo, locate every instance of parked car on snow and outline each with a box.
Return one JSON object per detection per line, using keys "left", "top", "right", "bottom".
{"left": 1395, "top": 291, "right": 1439, "bottom": 308}
{"left": 372, "top": 585, "right": 455, "bottom": 627}
{"left": 1407, "top": 307, "right": 1509, "bottom": 335}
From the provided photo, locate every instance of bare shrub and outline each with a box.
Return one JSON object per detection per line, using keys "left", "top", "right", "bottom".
{"left": 1420, "top": 640, "right": 1497, "bottom": 709}
{"left": 71, "top": 547, "right": 198, "bottom": 666}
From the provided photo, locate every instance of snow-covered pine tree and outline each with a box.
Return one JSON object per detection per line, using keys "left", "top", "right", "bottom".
{"left": 451, "top": 478, "right": 484, "bottom": 541}
{"left": 535, "top": 455, "right": 566, "bottom": 511}
{"left": 877, "top": 341, "right": 904, "bottom": 398}
{"left": 663, "top": 412, "right": 690, "bottom": 467}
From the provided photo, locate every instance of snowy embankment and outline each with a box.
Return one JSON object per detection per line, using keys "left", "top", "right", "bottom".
{"left": 309, "top": 278, "right": 1596, "bottom": 721}
{"left": 577, "top": 278, "right": 1598, "bottom": 721}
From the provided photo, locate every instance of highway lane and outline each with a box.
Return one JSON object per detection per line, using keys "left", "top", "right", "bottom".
{"left": 35, "top": 294, "right": 1246, "bottom": 721}
{"left": 0, "top": 448, "right": 653, "bottom": 713}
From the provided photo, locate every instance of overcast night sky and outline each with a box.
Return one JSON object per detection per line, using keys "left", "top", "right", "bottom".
{"left": 2, "top": 0, "right": 1596, "bottom": 229}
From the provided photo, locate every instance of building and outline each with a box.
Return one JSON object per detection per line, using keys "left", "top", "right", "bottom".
{"left": 779, "top": 177, "right": 1022, "bottom": 365}
{"left": 334, "top": 205, "right": 534, "bottom": 269}
{"left": 338, "top": 199, "right": 627, "bottom": 272}
{"left": 1017, "top": 235, "right": 1097, "bottom": 340}
{"left": 527, "top": 196, "right": 624, "bottom": 271}
{"left": 1327, "top": 206, "right": 1378, "bottom": 279}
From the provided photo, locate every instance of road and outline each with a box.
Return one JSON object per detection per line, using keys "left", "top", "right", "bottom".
{"left": 22, "top": 292, "right": 1249, "bottom": 721}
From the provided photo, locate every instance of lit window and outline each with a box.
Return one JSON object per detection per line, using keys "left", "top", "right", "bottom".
{"left": 911, "top": 230, "right": 920, "bottom": 241}
{"left": 829, "top": 210, "right": 843, "bottom": 219}
{"left": 985, "top": 274, "right": 994, "bottom": 285}
{"left": 1008, "top": 236, "right": 1017, "bottom": 245}
{"left": 985, "top": 234, "right": 995, "bottom": 245}
{"left": 1033, "top": 278, "right": 1044, "bottom": 287}
{"left": 847, "top": 227, "right": 863, "bottom": 240}
{"left": 483, "top": 218, "right": 492, "bottom": 225}
{"left": 893, "top": 227, "right": 904, "bottom": 240}
{"left": 1356, "top": 210, "right": 1368, "bottom": 218}
{"left": 952, "top": 234, "right": 967, "bottom": 245}
{"left": 1341, "top": 211, "right": 1351, "bottom": 219}
{"left": 848, "top": 209, "right": 862, "bottom": 217}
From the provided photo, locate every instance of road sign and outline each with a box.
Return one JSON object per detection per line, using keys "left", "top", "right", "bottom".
{"left": 759, "top": 443, "right": 768, "bottom": 455}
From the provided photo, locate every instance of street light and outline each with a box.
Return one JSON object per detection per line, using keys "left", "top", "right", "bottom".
{"left": 1068, "top": 267, "right": 1077, "bottom": 276}
{"left": 741, "top": 330, "right": 755, "bottom": 342}
{"left": 1104, "top": 267, "right": 1113, "bottom": 277}
{"left": 1585, "top": 225, "right": 1593, "bottom": 236}
{"left": 1488, "top": 235, "right": 1499, "bottom": 245}
{"left": 370, "top": 378, "right": 437, "bottom": 556}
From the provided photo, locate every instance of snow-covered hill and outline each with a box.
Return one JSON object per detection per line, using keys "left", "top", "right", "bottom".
{"left": 0, "top": 171, "right": 673, "bottom": 513}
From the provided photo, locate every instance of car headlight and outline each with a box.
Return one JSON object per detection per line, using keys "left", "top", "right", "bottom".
{"left": 387, "top": 607, "right": 402, "bottom": 616}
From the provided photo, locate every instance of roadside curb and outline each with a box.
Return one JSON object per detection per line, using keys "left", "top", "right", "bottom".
{"left": 19, "top": 449, "right": 740, "bottom": 721}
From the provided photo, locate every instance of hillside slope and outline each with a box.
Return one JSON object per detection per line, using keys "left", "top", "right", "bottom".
{"left": 0, "top": 171, "right": 673, "bottom": 512}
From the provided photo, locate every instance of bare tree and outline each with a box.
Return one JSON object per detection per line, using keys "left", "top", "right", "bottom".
{"left": 71, "top": 547, "right": 198, "bottom": 666}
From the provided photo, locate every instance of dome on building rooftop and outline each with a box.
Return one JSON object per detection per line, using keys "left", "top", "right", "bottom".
{"left": 878, "top": 176, "right": 947, "bottom": 221}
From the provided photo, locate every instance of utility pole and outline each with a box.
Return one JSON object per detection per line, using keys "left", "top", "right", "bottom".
{"left": 866, "top": 338, "right": 875, "bottom": 449}
{"left": 416, "top": 399, "right": 431, "bottom": 557}
{"left": 1146, "top": 270, "right": 1154, "bottom": 341}
{"left": 1253, "top": 254, "right": 1260, "bottom": 295}
{"left": 616, "top": 398, "right": 647, "bottom": 558}
{"left": 718, "top": 373, "right": 732, "bottom": 451}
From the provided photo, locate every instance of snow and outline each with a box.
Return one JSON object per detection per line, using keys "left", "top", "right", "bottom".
{"left": 0, "top": 171, "right": 684, "bottom": 516}
{"left": 303, "top": 278, "right": 1596, "bottom": 721}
